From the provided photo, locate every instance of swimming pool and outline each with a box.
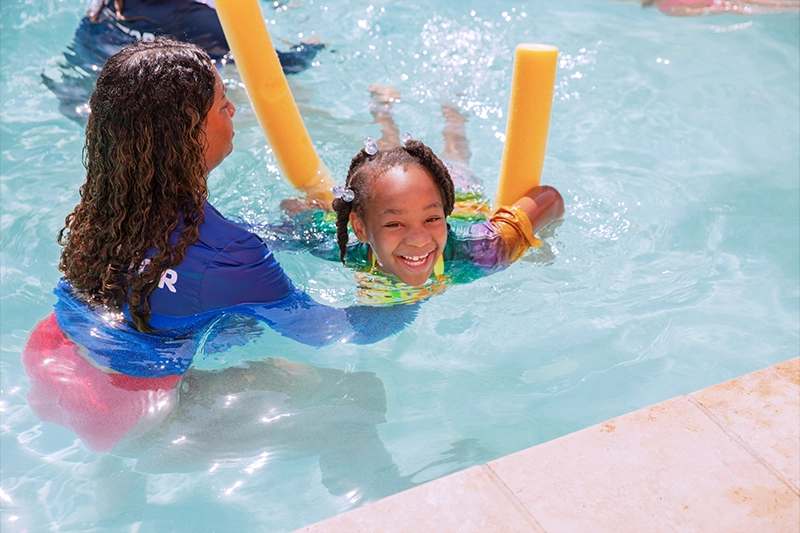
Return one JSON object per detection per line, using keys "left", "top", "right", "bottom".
{"left": 1, "top": 0, "right": 798, "bottom": 531}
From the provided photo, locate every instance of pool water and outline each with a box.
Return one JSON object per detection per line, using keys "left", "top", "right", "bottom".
{"left": 1, "top": 1, "right": 798, "bottom": 531}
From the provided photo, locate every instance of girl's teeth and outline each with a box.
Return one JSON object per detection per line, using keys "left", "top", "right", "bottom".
{"left": 402, "top": 253, "right": 429, "bottom": 263}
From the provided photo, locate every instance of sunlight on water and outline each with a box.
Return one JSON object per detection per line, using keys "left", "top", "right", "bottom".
{"left": 1, "top": 0, "right": 798, "bottom": 531}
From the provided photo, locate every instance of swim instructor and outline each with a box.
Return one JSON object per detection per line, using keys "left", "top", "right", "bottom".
{"left": 23, "top": 37, "right": 414, "bottom": 459}
{"left": 57, "top": 37, "right": 407, "bottom": 340}
{"left": 58, "top": 36, "right": 287, "bottom": 332}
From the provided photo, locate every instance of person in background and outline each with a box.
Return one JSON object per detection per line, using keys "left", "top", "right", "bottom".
{"left": 620, "top": 0, "right": 799, "bottom": 16}
{"left": 44, "top": 0, "right": 324, "bottom": 121}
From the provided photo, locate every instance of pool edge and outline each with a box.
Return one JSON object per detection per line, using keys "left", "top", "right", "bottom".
{"left": 292, "top": 357, "right": 800, "bottom": 533}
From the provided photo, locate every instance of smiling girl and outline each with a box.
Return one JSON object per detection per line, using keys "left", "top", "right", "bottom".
{"left": 332, "top": 137, "right": 563, "bottom": 289}
{"left": 266, "top": 87, "right": 564, "bottom": 304}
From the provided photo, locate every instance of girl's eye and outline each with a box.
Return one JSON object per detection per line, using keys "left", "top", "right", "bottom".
{"left": 426, "top": 216, "right": 442, "bottom": 223}
{"left": 384, "top": 222, "right": 401, "bottom": 228}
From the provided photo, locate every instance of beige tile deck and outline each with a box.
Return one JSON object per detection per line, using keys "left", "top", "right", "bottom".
{"left": 691, "top": 358, "right": 800, "bottom": 492}
{"left": 298, "top": 465, "right": 546, "bottom": 533}
{"left": 293, "top": 358, "right": 800, "bottom": 533}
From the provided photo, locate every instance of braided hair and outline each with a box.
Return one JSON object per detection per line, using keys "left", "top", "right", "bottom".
{"left": 332, "top": 139, "right": 455, "bottom": 263}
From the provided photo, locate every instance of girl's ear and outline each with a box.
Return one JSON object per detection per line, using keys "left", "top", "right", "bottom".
{"left": 349, "top": 212, "right": 368, "bottom": 243}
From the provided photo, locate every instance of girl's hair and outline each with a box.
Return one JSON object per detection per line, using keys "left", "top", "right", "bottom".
{"left": 58, "top": 37, "right": 217, "bottom": 332}
{"left": 332, "top": 139, "right": 455, "bottom": 263}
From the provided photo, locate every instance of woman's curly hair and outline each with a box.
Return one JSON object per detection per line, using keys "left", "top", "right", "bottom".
{"left": 331, "top": 139, "right": 455, "bottom": 264}
{"left": 58, "top": 37, "right": 217, "bottom": 332}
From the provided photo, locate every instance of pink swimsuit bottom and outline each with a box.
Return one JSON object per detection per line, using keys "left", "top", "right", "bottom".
{"left": 23, "top": 313, "right": 182, "bottom": 453}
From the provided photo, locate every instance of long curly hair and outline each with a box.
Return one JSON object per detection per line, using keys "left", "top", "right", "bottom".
{"left": 332, "top": 139, "right": 455, "bottom": 263}
{"left": 58, "top": 37, "right": 217, "bottom": 332}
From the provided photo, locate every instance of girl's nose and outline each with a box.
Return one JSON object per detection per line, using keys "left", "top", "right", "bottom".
{"left": 229, "top": 101, "right": 236, "bottom": 117}
{"left": 403, "top": 227, "right": 432, "bottom": 247}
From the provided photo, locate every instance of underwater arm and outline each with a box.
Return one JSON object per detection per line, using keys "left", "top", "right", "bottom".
{"left": 197, "top": 233, "right": 414, "bottom": 346}
{"left": 238, "top": 289, "right": 417, "bottom": 347}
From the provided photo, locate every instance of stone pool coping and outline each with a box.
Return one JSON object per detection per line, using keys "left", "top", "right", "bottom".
{"left": 293, "top": 357, "right": 800, "bottom": 533}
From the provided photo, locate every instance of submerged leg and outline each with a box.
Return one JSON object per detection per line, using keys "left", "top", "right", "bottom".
{"left": 368, "top": 84, "right": 402, "bottom": 150}
{"left": 439, "top": 104, "right": 484, "bottom": 194}
{"left": 318, "top": 423, "right": 415, "bottom": 503}
{"left": 114, "top": 357, "right": 413, "bottom": 500}
{"left": 439, "top": 104, "right": 471, "bottom": 164}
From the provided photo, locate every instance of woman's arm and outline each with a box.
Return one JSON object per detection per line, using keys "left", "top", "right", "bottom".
{"left": 239, "top": 289, "right": 417, "bottom": 347}
{"left": 195, "top": 231, "right": 416, "bottom": 346}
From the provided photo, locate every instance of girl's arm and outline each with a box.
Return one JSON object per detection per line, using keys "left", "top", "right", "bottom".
{"left": 447, "top": 185, "right": 564, "bottom": 268}
{"left": 512, "top": 185, "right": 565, "bottom": 235}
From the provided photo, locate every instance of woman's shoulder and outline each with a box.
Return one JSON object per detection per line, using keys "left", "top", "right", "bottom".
{"left": 197, "top": 202, "right": 264, "bottom": 248}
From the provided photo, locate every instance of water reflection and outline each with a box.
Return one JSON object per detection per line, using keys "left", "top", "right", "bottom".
{"left": 23, "top": 311, "right": 412, "bottom": 521}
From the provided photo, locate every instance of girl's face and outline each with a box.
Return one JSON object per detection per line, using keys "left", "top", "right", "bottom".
{"left": 350, "top": 165, "right": 448, "bottom": 286}
{"left": 202, "top": 68, "right": 236, "bottom": 172}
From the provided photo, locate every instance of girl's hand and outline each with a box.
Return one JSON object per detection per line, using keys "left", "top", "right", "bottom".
{"left": 280, "top": 197, "right": 328, "bottom": 216}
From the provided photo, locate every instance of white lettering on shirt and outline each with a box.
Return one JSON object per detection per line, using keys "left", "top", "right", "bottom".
{"left": 158, "top": 269, "right": 178, "bottom": 293}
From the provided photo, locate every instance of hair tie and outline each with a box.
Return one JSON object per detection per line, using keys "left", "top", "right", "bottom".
{"left": 363, "top": 136, "right": 378, "bottom": 156}
{"left": 400, "top": 132, "right": 413, "bottom": 145}
{"left": 332, "top": 185, "right": 355, "bottom": 202}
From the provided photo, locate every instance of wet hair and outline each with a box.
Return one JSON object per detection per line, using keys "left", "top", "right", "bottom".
{"left": 58, "top": 37, "right": 217, "bottom": 332}
{"left": 332, "top": 139, "right": 455, "bottom": 263}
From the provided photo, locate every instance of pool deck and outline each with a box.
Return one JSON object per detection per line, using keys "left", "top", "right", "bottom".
{"left": 293, "top": 357, "right": 800, "bottom": 533}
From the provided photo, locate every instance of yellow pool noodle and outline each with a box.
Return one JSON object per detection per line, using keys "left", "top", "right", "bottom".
{"left": 496, "top": 44, "right": 558, "bottom": 207}
{"left": 215, "top": 0, "right": 335, "bottom": 205}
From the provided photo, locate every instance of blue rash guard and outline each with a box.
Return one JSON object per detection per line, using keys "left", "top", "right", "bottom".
{"left": 53, "top": 202, "right": 416, "bottom": 378}
{"left": 147, "top": 202, "right": 293, "bottom": 317}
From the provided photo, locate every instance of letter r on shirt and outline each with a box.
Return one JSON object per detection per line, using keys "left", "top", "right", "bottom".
{"left": 159, "top": 269, "right": 178, "bottom": 293}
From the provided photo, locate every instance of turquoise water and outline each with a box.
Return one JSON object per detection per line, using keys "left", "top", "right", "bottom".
{"left": 2, "top": 1, "right": 799, "bottom": 531}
